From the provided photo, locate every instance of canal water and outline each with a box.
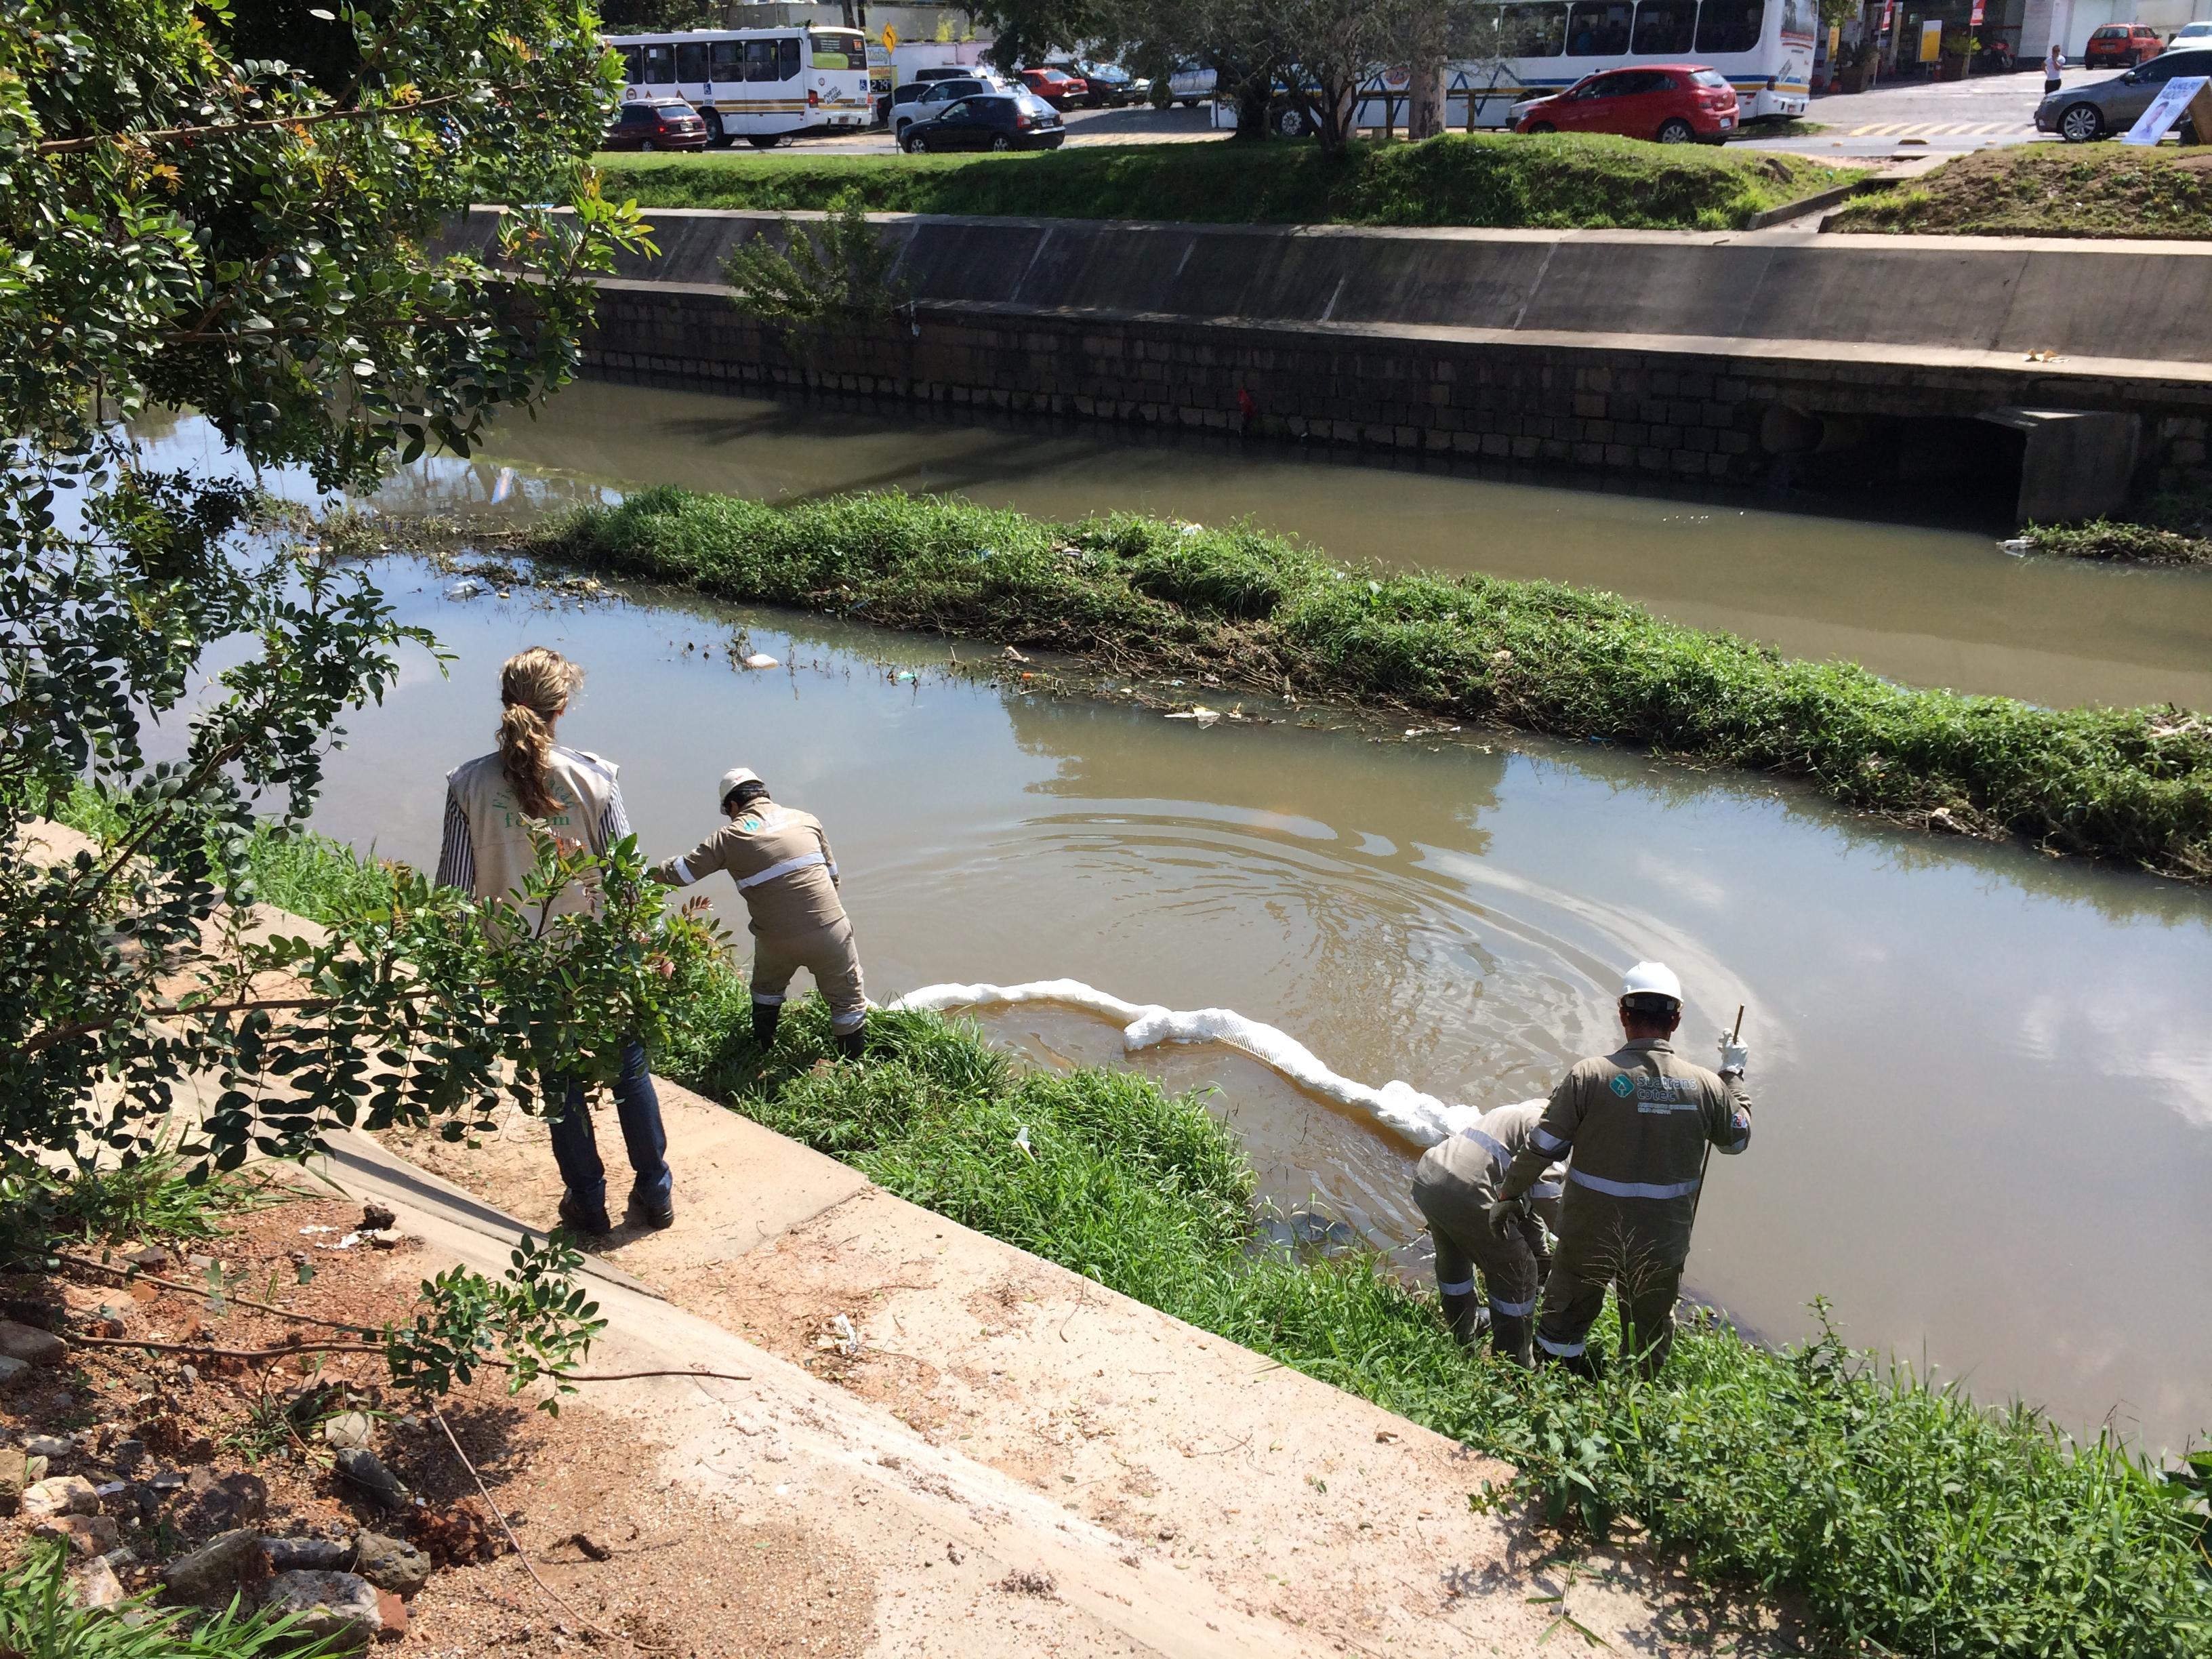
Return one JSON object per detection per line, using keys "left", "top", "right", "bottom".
{"left": 144, "top": 386, "right": 2212, "bottom": 1450}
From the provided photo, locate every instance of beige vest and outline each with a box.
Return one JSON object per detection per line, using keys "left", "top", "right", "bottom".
{"left": 447, "top": 747, "right": 621, "bottom": 930}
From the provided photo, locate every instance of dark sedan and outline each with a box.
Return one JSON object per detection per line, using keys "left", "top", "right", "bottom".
{"left": 899, "top": 92, "right": 1065, "bottom": 152}
{"left": 602, "top": 98, "right": 708, "bottom": 152}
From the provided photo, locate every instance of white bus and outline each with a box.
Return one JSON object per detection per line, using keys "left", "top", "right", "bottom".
{"left": 1342, "top": 0, "right": 1813, "bottom": 131}
{"left": 609, "top": 27, "right": 875, "bottom": 147}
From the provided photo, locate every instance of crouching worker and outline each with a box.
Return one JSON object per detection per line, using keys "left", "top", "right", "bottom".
{"left": 652, "top": 769, "right": 869, "bottom": 1059}
{"left": 1410, "top": 1103, "right": 1564, "bottom": 1366}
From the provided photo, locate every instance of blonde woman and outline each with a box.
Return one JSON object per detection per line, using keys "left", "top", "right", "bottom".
{"left": 435, "top": 647, "right": 674, "bottom": 1237}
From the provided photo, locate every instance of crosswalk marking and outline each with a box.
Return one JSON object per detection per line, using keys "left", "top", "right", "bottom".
{"left": 1845, "top": 120, "right": 2024, "bottom": 136}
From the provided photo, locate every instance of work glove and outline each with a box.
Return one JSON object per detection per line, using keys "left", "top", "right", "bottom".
{"left": 1717, "top": 1031, "right": 1750, "bottom": 1077}
{"left": 1486, "top": 1195, "right": 1528, "bottom": 1240}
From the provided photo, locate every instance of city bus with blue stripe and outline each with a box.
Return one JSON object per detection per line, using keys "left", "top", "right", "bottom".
{"left": 609, "top": 28, "right": 875, "bottom": 148}
{"left": 1345, "top": 0, "right": 1814, "bottom": 129}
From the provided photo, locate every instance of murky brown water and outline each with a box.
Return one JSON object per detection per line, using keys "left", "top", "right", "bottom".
{"left": 140, "top": 394, "right": 2212, "bottom": 1449}
{"left": 442, "top": 379, "right": 2212, "bottom": 713}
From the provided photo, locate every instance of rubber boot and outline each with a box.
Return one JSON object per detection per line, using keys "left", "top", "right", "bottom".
{"left": 1490, "top": 1313, "right": 1534, "bottom": 1369}
{"left": 750, "top": 1001, "right": 781, "bottom": 1050}
{"left": 1439, "top": 1290, "right": 1490, "bottom": 1347}
{"left": 834, "top": 1025, "right": 865, "bottom": 1061}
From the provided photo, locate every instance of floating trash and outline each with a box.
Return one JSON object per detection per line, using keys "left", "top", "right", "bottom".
{"left": 443, "top": 577, "right": 486, "bottom": 600}
{"left": 741, "top": 653, "right": 779, "bottom": 670}
{"left": 1165, "top": 706, "right": 1221, "bottom": 728}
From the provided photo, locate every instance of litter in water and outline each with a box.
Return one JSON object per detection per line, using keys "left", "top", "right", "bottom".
{"left": 741, "top": 653, "right": 779, "bottom": 670}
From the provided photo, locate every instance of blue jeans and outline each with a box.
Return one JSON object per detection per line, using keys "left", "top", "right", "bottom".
{"left": 547, "top": 1039, "right": 671, "bottom": 1211}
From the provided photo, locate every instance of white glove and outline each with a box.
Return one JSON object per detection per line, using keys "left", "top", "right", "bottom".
{"left": 1717, "top": 1031, "right": 1749, "bottom": 1077}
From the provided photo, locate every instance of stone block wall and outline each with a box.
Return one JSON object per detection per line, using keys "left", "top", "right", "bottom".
{"left": 583, "top": 283, "right": 2212, "bottom": 494}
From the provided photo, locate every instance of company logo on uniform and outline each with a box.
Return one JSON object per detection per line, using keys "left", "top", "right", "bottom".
{"left": 741, "top": 817, "right": 762, "bottom": 831}
{"left": 1607, "top": 1073, "right": 1635, "bottom": 1098}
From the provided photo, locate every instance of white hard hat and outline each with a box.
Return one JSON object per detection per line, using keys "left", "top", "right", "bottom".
{"left": 1620, "top": 960, "right": 1683, "bottom": 1005}
{"left": 718, "top": 766, "right": 760, "bottom": 808}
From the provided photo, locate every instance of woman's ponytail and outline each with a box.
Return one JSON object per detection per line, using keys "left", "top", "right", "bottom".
{"left": 497, "top": 647, "right": 583, "bottom": 821}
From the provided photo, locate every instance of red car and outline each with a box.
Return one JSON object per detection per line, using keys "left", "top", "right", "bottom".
{"left": 1019, "top": 66, "right": 1089, "bottom": 107}
{"left": 1513, "top": 65, "right": 1739, "bottom": 144}
{"left": 602, "top": 98, "right": 709, "bottom": 152}
{"left": 2084, "top": 22, "right": 2166, "bottom": 64}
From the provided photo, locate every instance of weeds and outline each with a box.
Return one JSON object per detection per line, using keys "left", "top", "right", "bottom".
{"left": 601, "top": 136, "right": 1854, "bottom": 233}
{"left": 534, "top": 487, "right": 2212, "bottom": 879}
{"left": 0, "top": 1153, "right": 277, "bottom": 1265}
{"left": 0, "top": 1543, "right": 339, "bottom": 1656}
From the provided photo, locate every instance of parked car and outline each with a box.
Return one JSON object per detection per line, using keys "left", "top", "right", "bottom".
{"left": 601, "top": 97, "right": 709, "bottom": 151}
{"left": 2167, "top": 19, "right": 2212, "bottom": 47}
{"left": 1019, "top": 66, "right": 1090, "bottom": 106}
{"left": 1166, "top": 62, "right": 1217, "bottom": 106}
{"left": 890, "top": 77, "right": 991, "bottom": 138}
{"left": 2083, "top": 22, "right": 2167, "bottom": 66}
{"left": 2037, "top": 46, "right": 2212, "bottom": 138}
{"left": 900, "top": 91, "right": 1066, "bottom": 151}
{"left": 1048, "top": 59, "right": 1146, "bottom": 106}
{"left": 1513, "top": 66, "right": 1738, "bottom": 143}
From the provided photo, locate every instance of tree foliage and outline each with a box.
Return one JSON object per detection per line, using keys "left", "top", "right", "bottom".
{"left": 0, "top": 1, "right": 697, "bottom": 1181}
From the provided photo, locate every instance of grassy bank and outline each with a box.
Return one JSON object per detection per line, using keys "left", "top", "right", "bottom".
{"left": 1831, "top": 144, "right": 2212, "bottom": 237}
{"left": 599, "top": 136, "right": 1851, "bottom": 232}
{"left": 529, "top": 487, "right": 2212, "bottom": 879}
{"left": 114, "top": 822, "right": 2212, "bottom": 1655}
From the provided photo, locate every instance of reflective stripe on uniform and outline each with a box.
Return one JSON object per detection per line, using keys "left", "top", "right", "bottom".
{"left": 735, "top": 851, "right": 827, "bottom": 890}
{"left": 1530, "top": 1181, "right": 1563, "bottom": 1200}
{"left": 1490, "top": 1294, "right": 1536, "bottom": 1317}
{"left": 1536, "top": 1332, "right": 1586, "bottom": 1357}
{"left": 830, "top": 1008, "right": 866, "bottom": 1033}
{"left": 670, "top": 855, "right": 695, "bottom": 886}
{"left": 1568, "top": 1168, "right": 1702, "bottom": 1200}
{"left": 752, "top": 992, "right": 786, "bottom": 1006}
{"left": 1458, "top": 1126, "right": 1512, "bottom": 1166}
{"left": 1532, "top": 1125, "right": 1572, "bottom": 1154}
{"left": 1438, "top": 1277, "right": 1476, "bottom": 1296}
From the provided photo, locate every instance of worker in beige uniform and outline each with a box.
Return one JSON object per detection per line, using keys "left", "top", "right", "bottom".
{"left": 1487, "top": 961, "right": 1751, "bottom": 1377}
{"left": 652, "top": 769, "right": 869, "bottom": 1059}
{"left": 1410, "top": 1101, "right": 1565, "bottom": 1366}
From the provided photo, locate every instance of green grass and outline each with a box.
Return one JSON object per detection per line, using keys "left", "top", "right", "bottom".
{"left": 0, "top": 1544, "right": 340, "bottom": 1656}
{"left": 1831, "top": 144, "right": 2212, "bottom": 238}
{"left": 600, "top": 136, "right": 1855, "bottom": 232}
{"left": 529, "top": 487, "right": 2212, "bottom": 879}
{"left": 656, "top": 987, "right": 2212, "bottom": 1659}
{"left": 2028, "top": 482, "right": 2212, "bottom": 566}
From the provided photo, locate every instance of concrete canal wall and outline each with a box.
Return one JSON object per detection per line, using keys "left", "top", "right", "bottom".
{"left": 472, "top": 207, "right": 2212, "bottom": 520}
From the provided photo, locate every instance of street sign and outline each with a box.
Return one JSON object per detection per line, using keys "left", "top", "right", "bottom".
{"left": 1969, "top": 0, "right": 1984, "bottom": 24}
{"left": 881, "top": 25, "right": 897, "bottom": 50}
{"left": 2124, "top": 74, "right": 2211, "bottom": 142}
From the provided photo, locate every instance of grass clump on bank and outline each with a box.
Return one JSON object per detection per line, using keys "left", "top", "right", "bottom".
{"left": 1831, "top": 144, "right": 2212, "bottom": 238}
{"left": 600, "top": 136, "right": 1851, "bottom": 232}
{"left": 531, "top": 487, "right": 2212, "bottom": 878}
{"left": 2028, "top": 482, "right": 2212, "bottom": 566}
{"left": 654, "top": 987, "right": 2212, "bottom": 1659}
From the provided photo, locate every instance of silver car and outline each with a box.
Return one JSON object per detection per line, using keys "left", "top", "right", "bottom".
{"left": 2036, "top": 47, "right": 2212, "bottom": 140}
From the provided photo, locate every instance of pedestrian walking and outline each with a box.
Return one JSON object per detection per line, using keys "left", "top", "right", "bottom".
{"left": 1486, "top": 962, "right": 1751, "bottom": 1378}
{"left": 653, "top": 768, "right": 869, "bottom": 1059}
{"left": 1410, "top": 1102, "right": 1565, "bottom": 1366}
{"left": 2045, "top": 43, "right": 2065, "bottom": 95}
{"left": 436, "top": 646, "right": 675, "bottom": 1239}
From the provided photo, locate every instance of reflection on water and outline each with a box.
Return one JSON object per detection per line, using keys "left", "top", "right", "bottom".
{"left": 192, "top": 553, "right": 2212, "bottom": 1454}
{"left": 389, "top": 378, "right": 2212, "bottom": 715}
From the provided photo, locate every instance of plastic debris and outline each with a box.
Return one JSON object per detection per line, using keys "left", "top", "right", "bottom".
{"left": 443, "top": 578, "right": 486, "bottom": 600}
{"left": 741, "top": 653, "right": 779, "bottom": 670}
{"left": 830, "top": 1314, "right": 861, "bottom": 1356}
{"left": 1013, "top": 1126, "right": 1033, "bottom": 1160}
{"left": 1165, "top": 707, "right": 1221, "bottom": 727}
{"left": 1999, "top": 537, "right": 2033, "bottom": 555}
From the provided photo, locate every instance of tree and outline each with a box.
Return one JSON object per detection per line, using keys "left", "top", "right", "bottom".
{"left": 0, "top": 0, "right": 684, "bottom": 1181}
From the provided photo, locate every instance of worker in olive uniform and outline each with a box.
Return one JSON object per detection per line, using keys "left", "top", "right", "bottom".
{"left": 652, "top": 769, "right": 869, "bottom": 1059}
{"left": 1410, "top": 1101, "right": 1565, "bottom": 1366}
{"left": 1487, "top": 962, "right": 1750, "bottom": 1377}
